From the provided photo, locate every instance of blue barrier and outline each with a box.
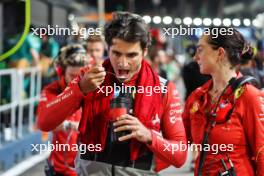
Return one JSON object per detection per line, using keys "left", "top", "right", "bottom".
{"left": 0, "top": 131, "right": 50, "bottom": 171}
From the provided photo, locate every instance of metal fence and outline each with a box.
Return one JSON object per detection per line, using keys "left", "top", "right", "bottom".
{"left": 0, "top": 67, "right": 41, "bottom": 147}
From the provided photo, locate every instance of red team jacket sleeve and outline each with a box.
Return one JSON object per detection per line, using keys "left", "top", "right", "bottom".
{"left": 147, "top": 81, "right": 187, "bottom": 169}
{"left": 182, "top": 96, "right": 192, "bottom": 143}
{"left": 37, "top": 78, "right": 84, "bottom": 131}
{"left": 240, "top": 85, "right": 264, "bottom": 176}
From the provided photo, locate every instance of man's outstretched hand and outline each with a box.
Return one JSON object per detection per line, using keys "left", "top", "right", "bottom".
{"left": 79, "top": 66, "right": 106, "bottom": 95}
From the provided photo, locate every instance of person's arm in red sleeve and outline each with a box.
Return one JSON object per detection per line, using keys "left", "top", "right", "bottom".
{"left": 37, "top": 77, "right": 84, "bottom": 131}
{"left": 240, "top": 85, "right": 264, "bottom": 176}
{"left": 182, "top": 95, "right": 193, "bottom": 143}
{"left": 147, "top": 81, "right": 187, "bottom": 168}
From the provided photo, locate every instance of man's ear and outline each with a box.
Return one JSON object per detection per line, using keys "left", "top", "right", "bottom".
{"left": 143, "top": 48, "right": 148, "bottom": 58}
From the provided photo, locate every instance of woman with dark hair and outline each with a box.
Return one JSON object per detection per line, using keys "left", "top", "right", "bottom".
{"left": 182, "top": 27, "right": 264, "bottom": 176}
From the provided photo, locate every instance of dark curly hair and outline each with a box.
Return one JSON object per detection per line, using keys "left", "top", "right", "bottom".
{"left": 104, "top": 11, "right": 151, "bottom": 50}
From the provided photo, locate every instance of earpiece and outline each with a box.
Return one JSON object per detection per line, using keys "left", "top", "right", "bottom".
{"left": 210, "top": 76, "right": 260, "bottom": 124}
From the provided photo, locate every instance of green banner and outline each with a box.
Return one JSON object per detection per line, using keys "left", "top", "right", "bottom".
{"left": 0, "top": 0, "right": 30, "bottom": 61}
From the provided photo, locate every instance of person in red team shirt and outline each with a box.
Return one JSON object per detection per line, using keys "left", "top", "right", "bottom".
{"left": 37, "top": 44, "right": 89, "bottom": 176}
{"left": 37, "top": 12, "right": 187, "bottom": 175}
{"left": 183, "top": 27, "right": 264, "bottom": 176}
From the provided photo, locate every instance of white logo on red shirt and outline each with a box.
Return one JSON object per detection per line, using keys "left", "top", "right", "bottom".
{"left": 152, "top": 114, "right": 160, "bottom": 125}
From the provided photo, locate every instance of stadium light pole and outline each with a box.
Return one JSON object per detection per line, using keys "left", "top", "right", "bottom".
{"left": 98, "top": 0, "right": 105, "bottom": 29}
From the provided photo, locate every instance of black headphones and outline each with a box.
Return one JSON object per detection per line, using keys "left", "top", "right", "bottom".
{"left": 210, "top": 75, "right": 260, "bottom": 123}
{"left": 230, "top": 76, "right": 260, "bottom": 90}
